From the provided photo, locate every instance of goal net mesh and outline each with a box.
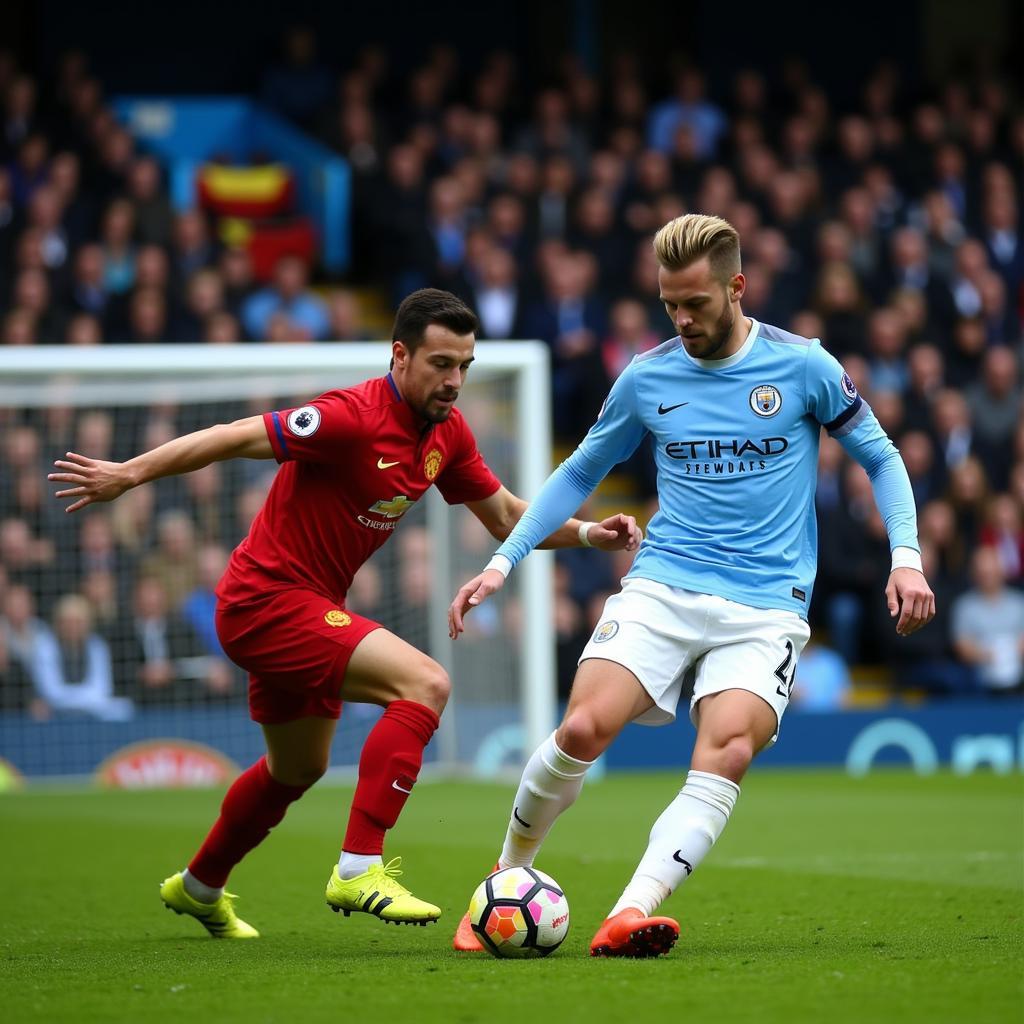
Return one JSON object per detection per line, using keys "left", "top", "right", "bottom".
{"left": 0, "top": 343, "right": 554, "bottom": 782}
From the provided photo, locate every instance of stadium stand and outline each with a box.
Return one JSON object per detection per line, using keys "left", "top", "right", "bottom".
{"left": 0, "top": 38, "right": 1021, "bottom": 729}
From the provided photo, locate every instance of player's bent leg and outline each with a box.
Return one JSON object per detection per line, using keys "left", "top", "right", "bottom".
{"left": 595, "top": 689, "right": 776, "bottom": 954}
{"left": 323, "top": 630, "right": 446, "bottom": 921}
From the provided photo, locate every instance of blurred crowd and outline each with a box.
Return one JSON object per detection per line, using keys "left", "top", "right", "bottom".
{"left": 0, "top": 36, "right": 1022, "bottom": 718}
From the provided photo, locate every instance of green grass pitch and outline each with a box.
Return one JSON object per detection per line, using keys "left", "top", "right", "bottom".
{"left": 3, "top": 770, "right": 1021, "bottom": 1024}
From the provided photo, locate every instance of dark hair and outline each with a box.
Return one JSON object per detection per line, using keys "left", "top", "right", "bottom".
{"left": 392, "top": 288, "right": 479, "bottom": 353}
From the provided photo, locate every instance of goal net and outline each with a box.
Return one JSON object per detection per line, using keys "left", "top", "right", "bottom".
{"left": 0, "top": 343, "right": 554, "bottom": 784}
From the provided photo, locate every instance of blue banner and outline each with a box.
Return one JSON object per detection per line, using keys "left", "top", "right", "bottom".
{"left": 112, "top": 97, "right": 351, "bottom": 272}
{"left": 3, "top": 700, "right": 1021, "bottom": 781}
{"left": 602, "top": 701, "right": 1024, "bottom": 776}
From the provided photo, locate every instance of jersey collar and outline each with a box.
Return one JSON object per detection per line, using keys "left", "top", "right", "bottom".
{"left": 382, "top": 372, "right": 436, "bottom": 440}
{"left": 683, "top": 317, "right": 759, "bottom": 370}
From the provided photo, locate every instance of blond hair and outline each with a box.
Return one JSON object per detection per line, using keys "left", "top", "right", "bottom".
{"left": 653, "top": 214, "right": 741, "bottom": 282}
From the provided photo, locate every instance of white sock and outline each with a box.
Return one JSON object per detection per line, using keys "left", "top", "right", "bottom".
{"left": 608, "top": 770, "right": 740, "bottom": 917}
{"left": 339, "top": 851, "right": 383, "bottom": 879}
{"left": 182, "top": 868, "right": 224, "bottom": 904}
{"left": 499, "top": 731, "right": 593, "bottom": 868}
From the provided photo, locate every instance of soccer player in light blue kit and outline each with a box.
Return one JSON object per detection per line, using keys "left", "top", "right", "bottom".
{"left": 449, "top": 214, "right": 936, "bottom": 958}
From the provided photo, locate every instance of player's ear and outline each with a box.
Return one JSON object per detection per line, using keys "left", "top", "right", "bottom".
{"left": 730, "top": 272, "right": 746, "bottom": 302}
{"left": 391, "top": 340, "right": 409, "bottom": 371}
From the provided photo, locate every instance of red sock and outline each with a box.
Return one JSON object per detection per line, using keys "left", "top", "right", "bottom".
{"left": 342, "top": 699, "right": 440, "bottom": 855}
{"left": 188, "top": 757, "right": 310, "bottom": 887}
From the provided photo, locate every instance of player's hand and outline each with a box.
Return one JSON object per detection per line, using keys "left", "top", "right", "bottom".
{"left": 586, "top": 514, "right": 643, "bottom": 552}
{"left": 886, "top": 568, "right": 936, "bottom": 637}
{"left": 48, "top": 452, "right": 134, "bottom": 513}
{"left": 448, "top": 568, "right": 506, "bottom": 639}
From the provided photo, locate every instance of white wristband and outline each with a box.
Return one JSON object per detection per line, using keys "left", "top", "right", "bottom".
{"left": 578, "top": 521, "right": 596, "bottom": 547}
{"left": 891, "top": 546, "right": 923, "bottom": 573}
{"left": 484, "top": 554, "right": 513, "bottom": 578}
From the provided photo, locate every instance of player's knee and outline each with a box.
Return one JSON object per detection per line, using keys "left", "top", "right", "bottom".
{"left": 401, "top": 660, "right": 450, "bottom": 713}
{"left": 711, "top": 734, "right": 756, "bottom": 780}
{"left": 557, "top": 710, "right": 609, "bottom": 761}
{"left": 422, "top": 664, "right": 451, "bottom": 712}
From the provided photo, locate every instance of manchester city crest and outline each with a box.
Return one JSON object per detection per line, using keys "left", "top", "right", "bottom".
{"left": 749, "top": 384, "right": 783, "bottom": 417}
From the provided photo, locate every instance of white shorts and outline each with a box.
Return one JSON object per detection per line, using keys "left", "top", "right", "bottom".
{"left": 578, "top": 577, "right": 811, "bottom": 745}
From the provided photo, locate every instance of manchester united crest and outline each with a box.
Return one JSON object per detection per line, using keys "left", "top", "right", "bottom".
{"left": 424, "top": 447, "right": 443, "bottom": 481}
{"left": 324, "top": 609, "right": 351, "bottom": 628}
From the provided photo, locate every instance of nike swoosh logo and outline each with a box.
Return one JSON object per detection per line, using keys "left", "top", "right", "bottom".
{"left": 672, "top": 851, "right": 693, "bottom": 875}
{"left": 392, "top": 780, "right": 413, "bottom": 794}
{"left": 377, "top": 458, "right": 400, "bottom": 469}
{"left": 513, "top": 806, "right": 532, "bottom": 829}
{"left": 658, "top": 402, "right": 689, "bottom": 415}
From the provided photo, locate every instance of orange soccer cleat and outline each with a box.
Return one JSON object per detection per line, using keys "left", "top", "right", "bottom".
{"left": 452, "top": 910, "right": 485, "bottom": 951}
{"left": 589, "top": 908, "right": 679, "bottom": 958}
{"left": 452, "top": 862, "right": 500, "bottom": 952}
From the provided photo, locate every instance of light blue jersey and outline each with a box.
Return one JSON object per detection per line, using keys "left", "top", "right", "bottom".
{"left": 497, "top": 319, "right": 920, "bottom": 618}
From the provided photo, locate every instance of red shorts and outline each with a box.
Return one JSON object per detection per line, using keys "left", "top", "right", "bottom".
{"left": 215, "top": 588, "right": 381, "bottom": 725}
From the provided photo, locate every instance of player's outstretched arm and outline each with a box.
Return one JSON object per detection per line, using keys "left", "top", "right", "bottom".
{"left": 49, "top": 415, "right": 273, "bottom": 514}
{"left": 447, "top": 507, "right": 643, "bottom": 638}
{"left": 885, "top": 567, "right": 936, "bottom": 637}
{"left": 465, "top": 486, "right": 642, "bottom": 552}
{"left": 448, "top": 568, "right": 507, "bottom": 639}
{"left": 451, "top": 487, "right": 642, "bottom": 639}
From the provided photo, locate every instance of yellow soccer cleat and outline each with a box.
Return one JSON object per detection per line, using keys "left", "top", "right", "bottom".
{"left": 325, "top": 856, "right": 441, "bottom": 926}
{"left": 159, "top": 872, "right": 260, "bottom": 939}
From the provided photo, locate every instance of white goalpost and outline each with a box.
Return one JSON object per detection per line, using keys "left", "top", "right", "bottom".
{"left": 0, "top": 342, "right": 555, "bottom": 782}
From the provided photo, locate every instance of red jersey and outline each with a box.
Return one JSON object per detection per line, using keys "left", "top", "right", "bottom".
{"left": 217, "top": 374, "right": 501, "bottom": 606}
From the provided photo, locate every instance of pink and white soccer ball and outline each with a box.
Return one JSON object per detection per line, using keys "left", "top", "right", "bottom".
{"left": 468, "top": 866, "right": 570, "bottom": 958}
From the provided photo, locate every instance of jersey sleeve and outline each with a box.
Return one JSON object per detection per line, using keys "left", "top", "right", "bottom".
{"left": 434, "top": 412, "right": 502, "bottom": 505}
{"left": 574, "top": 359, "right": 648, "bottom": 469}
{"left": 495, "top": 360, "right": 647, "bottom": 569}
{"left": 805, "top": 341, "right": 867, "bottom": 435}
{"left": 263, "top": 391, "right": 358, "bottom": 463}
{"left": 806, "top": 341, "right": 920, "bottom": 552}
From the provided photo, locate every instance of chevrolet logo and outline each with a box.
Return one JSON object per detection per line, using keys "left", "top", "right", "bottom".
{"left": 368, "top": 495, "right": 415, "bottom": 519}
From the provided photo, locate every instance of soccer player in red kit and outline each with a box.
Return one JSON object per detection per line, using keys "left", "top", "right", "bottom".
{"left": 49, "top": 289, "right": 641, "bottom": 938}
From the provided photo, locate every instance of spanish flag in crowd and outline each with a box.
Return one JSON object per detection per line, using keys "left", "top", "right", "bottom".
{"left": 197, "top": 163, "right": 295, "bottom": 219}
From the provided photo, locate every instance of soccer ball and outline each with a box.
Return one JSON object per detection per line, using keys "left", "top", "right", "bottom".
{"left": 468, "top": 866, "right": 569, "bottom": 958}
